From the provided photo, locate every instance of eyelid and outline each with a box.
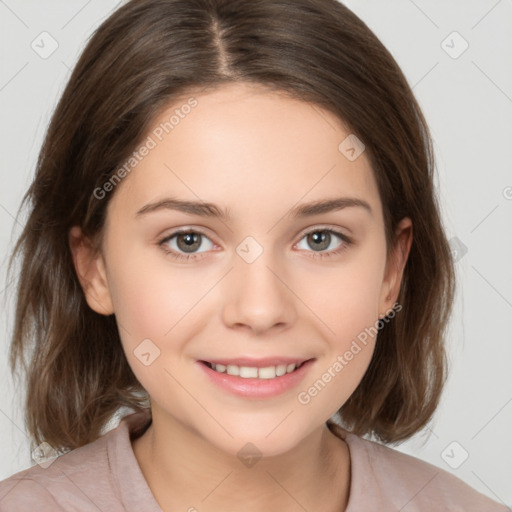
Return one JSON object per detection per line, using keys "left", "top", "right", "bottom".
{"left": 295, "top": 223, "right": 352, "bottom": 240}
{"left": 158, "top": 225, "right": 218, "bottom": 242}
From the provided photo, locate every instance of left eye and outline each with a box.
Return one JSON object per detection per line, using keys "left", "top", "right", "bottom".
{"left": 296, "top": 229, "right": 347, "bottom": 253}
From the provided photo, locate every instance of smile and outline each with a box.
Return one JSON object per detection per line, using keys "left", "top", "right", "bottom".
{"left": 196, "top": 358, "right": 316, "bottom": 399}
{"left": 202, "top": 361, "right": 308, "bottom": 380}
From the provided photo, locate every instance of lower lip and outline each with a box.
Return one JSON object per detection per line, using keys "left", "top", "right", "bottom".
{"left": 196, "top": 359, "right": 315, "bottom": 399}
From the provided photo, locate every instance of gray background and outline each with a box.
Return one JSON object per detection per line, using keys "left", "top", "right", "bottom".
{"left": 1, "top": 0, "right": 511, "bottom": 507}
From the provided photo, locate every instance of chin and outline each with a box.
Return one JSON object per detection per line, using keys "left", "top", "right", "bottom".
{"left": 201, "top": 418, "right": 312, "bottom": 460}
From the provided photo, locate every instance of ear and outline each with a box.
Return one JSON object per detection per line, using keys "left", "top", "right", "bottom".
{"left": 378, "top": 217, "right": 413, "bottom": 317}
{"left": 68, "top": 226, "right": 114, "bottom": 316}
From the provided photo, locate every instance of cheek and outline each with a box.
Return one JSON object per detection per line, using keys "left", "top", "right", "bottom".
{"left": 106, "top": 246, "right": 215, "bottom": 392}
{"left": 107, "top": 246, "right": 203, "bottom": 341}
{"left": 106, "top": 254, "right": 196, "bottom": 401}
{"left": 295, "top": 295, "right": 380, "bottom": 424}
{"left": 300, "top": 242, "right": 386, "bottom": 345}
{"left": 293, "top": 246, "right": 385, "bottom": 413}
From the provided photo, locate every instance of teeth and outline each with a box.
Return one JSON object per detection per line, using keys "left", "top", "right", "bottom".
{"left": 211, "top": 362, "right": 301, "bottom": 379}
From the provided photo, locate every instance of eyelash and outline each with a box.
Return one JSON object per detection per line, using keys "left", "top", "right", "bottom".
{"left": 157, "top": 227, "right": 353, "bottom": 262}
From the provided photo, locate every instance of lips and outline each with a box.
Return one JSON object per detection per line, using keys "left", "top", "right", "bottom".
{"left": 199, "top": 357, "right": 312, "bottom": 368}
{"left": 196, "top": 357, "right": 316, "bottom": 398}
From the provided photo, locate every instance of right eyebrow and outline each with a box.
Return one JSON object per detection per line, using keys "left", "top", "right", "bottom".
{"left": 135, "top": 197, "right": 232, "bottom": 220}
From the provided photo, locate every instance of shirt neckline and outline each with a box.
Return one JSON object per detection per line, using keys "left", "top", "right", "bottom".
{"left": 110, "top": 411, "right": 360, "bottom": 512}
{"left": 326, "top": 420, "right": 359, "bottom": 512}
{"left": 107, "top": 410, "right": 163, "bottom": 512}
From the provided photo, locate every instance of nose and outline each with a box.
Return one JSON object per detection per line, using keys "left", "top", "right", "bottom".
{"left": 221, "top": 250, "right": 297, "bottom": 335}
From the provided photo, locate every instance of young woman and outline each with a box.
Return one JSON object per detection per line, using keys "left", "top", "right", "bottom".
{"left": 0, "top": 0, "right": 506, "bottom": 510}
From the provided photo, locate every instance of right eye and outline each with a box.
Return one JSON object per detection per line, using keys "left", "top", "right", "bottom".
{"left": 158, "top": 229, "right": 216, "bottom": 261}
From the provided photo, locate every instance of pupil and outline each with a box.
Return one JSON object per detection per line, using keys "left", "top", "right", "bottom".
{"left": 178, "top": 232, "right": 200, "bottom": 252}
{"left": 309, "top": 231, "right": 329, "bottom": 251}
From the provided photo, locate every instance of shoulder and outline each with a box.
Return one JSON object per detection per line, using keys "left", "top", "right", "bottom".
{"left": 0, "top": 475, "right": 65, "bottom": 511}
{"left": 0, "top": 425, "right": 116, "bottom": 512}
{"left": 329, "top": 423, "right": 508, "bottom": 512}
{"left": 0, "top": 410, "right": 154, "bottom": 512}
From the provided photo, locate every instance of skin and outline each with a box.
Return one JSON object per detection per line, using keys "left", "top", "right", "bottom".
{"left": 69, "top": 81, "right": 412, "bottom": 512}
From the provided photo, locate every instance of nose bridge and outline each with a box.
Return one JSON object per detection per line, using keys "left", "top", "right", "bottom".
{"left": 221, "top": 235, "right": 296, "bottom": 333}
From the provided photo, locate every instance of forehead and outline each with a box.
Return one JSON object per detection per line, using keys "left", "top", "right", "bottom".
{"left": 105, "top": 82, "right": 381, "bottom": 226}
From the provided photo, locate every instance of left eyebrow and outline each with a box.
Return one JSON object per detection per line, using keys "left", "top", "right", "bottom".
{"left": 288, "top": 197, "right": 373, "bottom": 218}
{"left": 134, "top": 195, "right": 372, "bottom": 220}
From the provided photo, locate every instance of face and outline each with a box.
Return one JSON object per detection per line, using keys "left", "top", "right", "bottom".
{"left": 70, "top": 81, "right": 411, "bottom": 458}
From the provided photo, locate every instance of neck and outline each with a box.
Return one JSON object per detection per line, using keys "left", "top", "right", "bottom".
{"left": 132, "top": 407, "right": 351, "bottom": 512}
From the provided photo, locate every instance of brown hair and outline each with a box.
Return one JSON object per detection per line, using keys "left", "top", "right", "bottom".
{"left": 6, "top": 0, "right": 455, "bottom": 453}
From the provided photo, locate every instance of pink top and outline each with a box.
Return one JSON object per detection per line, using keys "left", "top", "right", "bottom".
{"left": 0, "top": 411, "right": 507, "bottom": 511}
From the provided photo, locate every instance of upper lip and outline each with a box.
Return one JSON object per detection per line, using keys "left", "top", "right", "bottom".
{"left": 199, "top": 357, "right": 313, "bottom": 368}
